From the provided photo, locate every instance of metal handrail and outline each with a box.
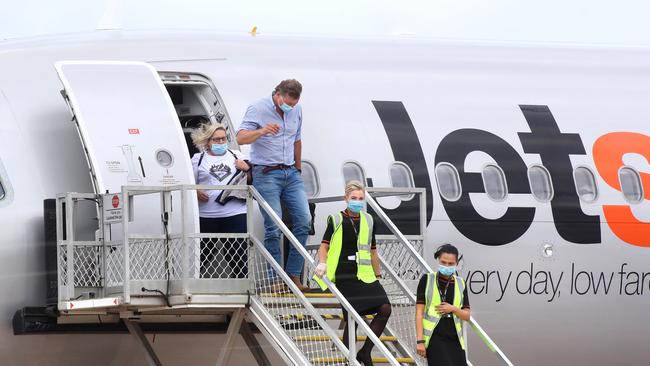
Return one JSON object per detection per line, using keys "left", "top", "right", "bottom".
{"left": 248, "top": 234, "right": 355, "bottom": 365}
{"left": 363, "top": 192, "right": 515, "bottom": 366}
{"left": 249, "top": 186, "right": 402, "bottom": 366}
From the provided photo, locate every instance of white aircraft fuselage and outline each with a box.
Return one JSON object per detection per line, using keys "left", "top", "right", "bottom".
{"left": 0, "top": 31, "right": 649, "bottom": 365}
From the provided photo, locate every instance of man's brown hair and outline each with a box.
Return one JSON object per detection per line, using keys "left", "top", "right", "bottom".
{"left": 274, "top": 79, "right": 302, "bottom": 99}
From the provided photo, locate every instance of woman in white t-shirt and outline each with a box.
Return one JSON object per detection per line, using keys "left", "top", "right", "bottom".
{"left": 191, "top": 123, "right": 250, "bottom": 278}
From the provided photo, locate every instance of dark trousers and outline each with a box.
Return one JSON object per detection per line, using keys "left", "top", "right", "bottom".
{"left": 199, "top": 214, "right": 248, "bottom": 278}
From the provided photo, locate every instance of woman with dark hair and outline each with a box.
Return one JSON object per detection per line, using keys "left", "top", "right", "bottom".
{"left": 415, "top": 244, "right": 470, "bottom": 366}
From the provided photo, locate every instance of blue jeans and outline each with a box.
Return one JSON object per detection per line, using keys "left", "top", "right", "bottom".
{"left": 253, "top": 165, "right": 311, "bottom": 277}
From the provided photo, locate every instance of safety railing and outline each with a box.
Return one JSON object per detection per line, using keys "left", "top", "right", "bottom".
{"left": 305, "top": 188, "right": 426, "bottom": 365}
{"left": 56, "top": 185, "right": 400, "bottom": 365}
{"left": 56, "top": 185, "right": 254, "bottom": 305}
{"left": 366, "top": 191, "right": 514, "bottom": 366}
{"left": 306, "top": 188, "right": 514, "bottom": 366}
{"left": 56, "top": 192, "right": 105, "bottom": 302}
{"left": 250, "top": 187, "right": 402, "bottom": 366}
{"left": 248, "top": 236, "right": 354, "bottom": 365}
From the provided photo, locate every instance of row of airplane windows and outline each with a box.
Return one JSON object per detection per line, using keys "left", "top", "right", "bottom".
{"left": 300, "top": 160, "right": 646, "bottom": 205}
{"left": 0, "top": 159, "right": 642, "bottom": 205}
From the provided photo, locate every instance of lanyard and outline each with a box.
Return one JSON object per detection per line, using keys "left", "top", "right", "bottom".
{"left": 438, "top": 275, "right": 452, "bottom": 302}
{"left": 347, "top": 216, "right": 359, "bottom": 243}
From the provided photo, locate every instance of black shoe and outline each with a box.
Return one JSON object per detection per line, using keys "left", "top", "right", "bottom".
{"left": 356, "top": 351, "right": 373, "bottom": 366}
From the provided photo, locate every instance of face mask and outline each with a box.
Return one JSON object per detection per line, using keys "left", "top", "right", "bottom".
{"left": 438, "top": 264, "right": 456, "bottom": 277}
{"left": 279, "top": 96, "right": 294, "bottom": 113}
{"left": 211, "top": 143, "right": 228, "bottom": 155}
{"left": 347, "top": 200, "right": 364, "bottom": 213}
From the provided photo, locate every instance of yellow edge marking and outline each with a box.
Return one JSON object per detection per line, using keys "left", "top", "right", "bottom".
{"left": 260, "top": 292, "right": 335, "bottom": 298}
{"left": 312, "top": 357, "right": 415, "bottom": 363}
{"left": 279, "top": 313, "right": 374, "bottom": 320}
{"left": 294, "top": 335, "right": 397, "bottom": 342}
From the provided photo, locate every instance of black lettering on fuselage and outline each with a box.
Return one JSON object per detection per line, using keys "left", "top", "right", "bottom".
{"left": 435, "top": 129, "right": 536, "bottom": 245}
{"left": 518, "top": 105, "right": 601, "bottom": 244}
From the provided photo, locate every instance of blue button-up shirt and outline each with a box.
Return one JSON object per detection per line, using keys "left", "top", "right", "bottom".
{"left": 237, "top": 95, "right": 302, "bottom": 166}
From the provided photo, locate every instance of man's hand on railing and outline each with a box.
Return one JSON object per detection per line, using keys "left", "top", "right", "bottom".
{"left": 314, "top": 262, "right": 327, "bottom": 277}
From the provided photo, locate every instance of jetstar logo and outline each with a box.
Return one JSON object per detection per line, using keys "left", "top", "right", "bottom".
{"left": 434, "top": 105, "right": 649, "bottom": 248}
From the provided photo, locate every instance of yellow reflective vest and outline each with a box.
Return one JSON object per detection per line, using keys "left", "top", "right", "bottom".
{"left": 422, "top": 272, "right": 466, "bottom": 349}
{"left": 314, "top": 212, "right": 376, "bottom": 290}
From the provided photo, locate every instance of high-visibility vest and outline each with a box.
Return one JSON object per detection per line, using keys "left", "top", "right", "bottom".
{"left": 422, "top": 272, "right": 466, "bottom": 350}
{"left": 314, "top": 212, "right": 376, "bottom": 290}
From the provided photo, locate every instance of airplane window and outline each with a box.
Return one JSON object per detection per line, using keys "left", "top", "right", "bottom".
{"left": 482, "top": 164, "right": 508, "bottom": 201}
{"left": 389, "top": 161, "right": 415, "bottom": 200}
{"left": 573, "top": 167, "right": 598, "bottom": 203}
{"left": 435, "top": 163, "right": 462, "bottom": 201}
{"left": 619, "top": 166, "right": 643, "bottom": 204}
{"left": 342, "top": 161, "right": 366, "bottom": 185}
{"left": 301, "top": 160, "right": 320, "bottom": 198}
{"left": 528, "top": 165, "right": 554, "bottom": 202}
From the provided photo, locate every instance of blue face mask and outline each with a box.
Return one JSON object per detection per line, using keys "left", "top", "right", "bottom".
{"left": 279, "top": 95, "right": 294, "bottom": 113}
{"left": 280, "top": 102, "right": 293, "bottom": 113}
{"left": 347, "top": 200, "right": 364, "bottom": 213}
{"left": 211, "top": 143, "right": 228, "bottom": 155}
{"left": 438, "top": 264, "right": 456, "bottom": 277}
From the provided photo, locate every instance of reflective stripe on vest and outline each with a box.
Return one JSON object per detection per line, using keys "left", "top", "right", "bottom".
{"left": 320, "top": 212, "right": 376, "bottom": 288}
{"left": 422, "top": 272, "right": 466, "bottom": 350}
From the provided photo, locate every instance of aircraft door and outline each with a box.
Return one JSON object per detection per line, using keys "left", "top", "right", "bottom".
{"left": 54, "top": 61, "right": 198, "bottom": 235}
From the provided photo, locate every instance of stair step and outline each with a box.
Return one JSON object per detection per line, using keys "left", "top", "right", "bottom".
{"left": 260, "top": 292, "right": 335, "bottom": 298}
{"left": 294, "top": 335, "right": 397, "bottom": 342}
{"left": 311, "top": 357, "right": 416, "bottom": 364}
{"left": 279, "top": 313, "right": 374, "bottom": 321}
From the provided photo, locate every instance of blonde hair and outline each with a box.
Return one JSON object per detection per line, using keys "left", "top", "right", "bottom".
{"left": 345, "top": 180, "right": 365, "bottom": 197}
{"left": 191, "top": 123, "right": 227, "bottom": 151}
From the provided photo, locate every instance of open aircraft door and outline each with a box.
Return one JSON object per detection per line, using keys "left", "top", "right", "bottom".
{"left": 54, "top": 61, "right": 198, "bottom": 236}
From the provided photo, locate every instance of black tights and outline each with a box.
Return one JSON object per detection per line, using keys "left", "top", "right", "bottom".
{"left": 342, "top": 303, "right": 392, "bottom": 364}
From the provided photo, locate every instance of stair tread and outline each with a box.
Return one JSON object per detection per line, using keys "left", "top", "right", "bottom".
{"left": 294, "top": 335, "right": 397, "bottom": 342}
{"left": 260, "top": 292, "right": 335, "bottom": 298}
{"left": 311, "top": 357, "right": 416, "bottom": 364}
{"left": 280, "top": 313, "right": 374, "bottom": 320}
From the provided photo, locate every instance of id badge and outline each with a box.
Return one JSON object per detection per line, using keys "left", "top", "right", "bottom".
{"left": 347, "top": 255, "right": 356, "bottom": 261}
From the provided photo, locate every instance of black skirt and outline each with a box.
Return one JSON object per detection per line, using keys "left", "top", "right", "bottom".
{"left": 426, "top": 334, "right": 466, "bottom": 366}
{"left": 336, "top": 277, "right": 389, "bottom": 313}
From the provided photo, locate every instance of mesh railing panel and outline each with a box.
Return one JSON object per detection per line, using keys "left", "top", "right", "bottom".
{"left": 105, "top": 242, "right": 124, "bottom": 287}
{"left": 376, "top": 238, "right": 424, "bottom": 282}
{"left": 193, "top": 235, "right": 249, "bottom": 279}
{"left": 249, "top": 243, "right": 351, "bottom": 366}
{"left": 92, "top": 235, "right": 251, "bottom": 290}
{"left": 58, "top": 242, "right": 103, "bottom": 288}
{"left": 127, "top": 238, "right": 183, "bottom": 280}
{"left": 379, "top": 265, "right": 424, "bottom": 365}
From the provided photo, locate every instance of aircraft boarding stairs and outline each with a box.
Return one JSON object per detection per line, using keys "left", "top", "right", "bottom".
{"left": 48, "top": 184, "right": 513, "bottom": 366}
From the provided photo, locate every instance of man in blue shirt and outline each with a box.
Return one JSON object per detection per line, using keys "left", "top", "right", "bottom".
{"left": 237, "top": 79, "right": 310, "bottom": 291}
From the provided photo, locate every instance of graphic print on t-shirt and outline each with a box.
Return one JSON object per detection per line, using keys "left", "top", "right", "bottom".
{"left": 209, "top": 162, "right": 232, "bottom": 181}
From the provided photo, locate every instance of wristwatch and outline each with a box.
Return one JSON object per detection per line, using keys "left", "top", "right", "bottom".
{"left": 417, "top": 340, "right": 425, "bottom": 344}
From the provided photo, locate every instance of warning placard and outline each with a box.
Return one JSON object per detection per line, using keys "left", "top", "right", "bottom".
{"left": 102, "top": 193, "right": 123, "bottom": 224}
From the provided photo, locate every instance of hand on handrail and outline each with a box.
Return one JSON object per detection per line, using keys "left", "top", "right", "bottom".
{"left": 314, "top": 262, "right": 327, "bottom": 277}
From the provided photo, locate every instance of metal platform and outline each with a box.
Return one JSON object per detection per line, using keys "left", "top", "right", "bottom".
{"left": 20, "top": 184, "right": 513, "bottom": 366}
